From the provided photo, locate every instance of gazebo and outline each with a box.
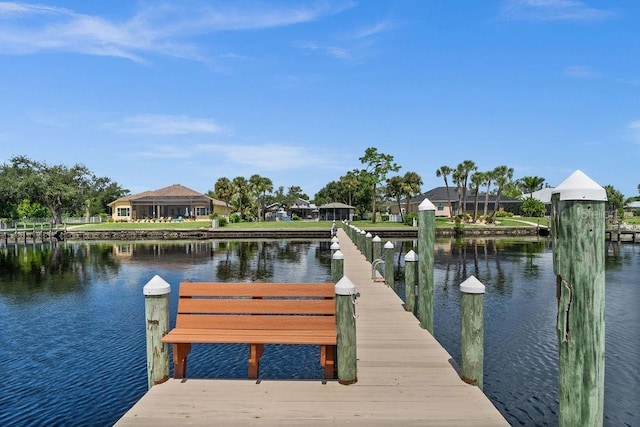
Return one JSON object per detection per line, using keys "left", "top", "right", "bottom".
{"left": 318, "top": 202, "right": 355, "bottom": 221}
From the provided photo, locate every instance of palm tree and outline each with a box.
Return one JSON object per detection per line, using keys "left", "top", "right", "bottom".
{"left": 231, "top": 176, "right": 249, "bottom": 220}
{"left": 435, "top": 165, "right": 454, "bottom": 220}
{"left": 482, "top": 170, "right": 495, "bottom": 218}
{"left": 214, "top": 177, "right": 233, "bottom": 211}
{"left": 455, "top": 160, "right": 477, "bottom": 217}
{"left": 493, "top": 165, "right": 514, "bottom": 215}
{"left": 386, "top": 175, "right": 404, "bottom": 222}
{"left": 340, "top": 170, "right": 359, "bottom": 207}
{"left": 249, "top": 174, "right": 273, "bottom": 221}
{"left": 470, "top": 171, "right": 485, "bottom": 222}
{"left": 518, "top": 176, "right": 545, "bottom": 198}
{"left": 401, "top": 171, "right": 423, "bottom": 217}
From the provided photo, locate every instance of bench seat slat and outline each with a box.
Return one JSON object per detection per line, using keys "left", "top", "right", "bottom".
{"left": 162, "top": 328, "right": 336, "bottom": 345}
{"left": 178, "top": 298, "right": 335, "bottom": 315}
{"left": 179, "top": 282, "right": 335, "bottom": 298}
{"left": 176, "top": 314, "right": 335, "bottom": 330}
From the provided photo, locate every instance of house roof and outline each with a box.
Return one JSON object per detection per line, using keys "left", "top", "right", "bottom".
{"left": 109, "top": 184, "right": 225, "bottom": 206}
{"left": 319, "top": 202, "right": 355, "bottom": 209}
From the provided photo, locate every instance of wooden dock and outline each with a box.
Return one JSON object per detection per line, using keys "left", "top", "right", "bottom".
{"left": 115, "top": 228, "right": 509, "bottom": 426}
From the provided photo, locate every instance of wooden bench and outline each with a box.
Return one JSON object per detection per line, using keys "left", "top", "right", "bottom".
{"left": 161, "top": 282, "right": 337, "bottom": 380}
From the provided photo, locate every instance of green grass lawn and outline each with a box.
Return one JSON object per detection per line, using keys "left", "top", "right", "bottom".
{"left": 69, "top": 216, "right": 548, "bottom": 231}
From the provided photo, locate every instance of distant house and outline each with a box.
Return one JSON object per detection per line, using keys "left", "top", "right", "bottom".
{"left": 289, "top": 198, "right": 319, "bottom": 220}
{"left": 108, "top": 184, "right": 230, "bottom": 221}
{"left": 391, "top": 186, "right": 521, "bottom": 217}
{"left": 318, "top": 202, "right": 355, "bottom": 221}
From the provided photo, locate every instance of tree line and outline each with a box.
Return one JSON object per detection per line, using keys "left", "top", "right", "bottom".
{"left": 1, "top": 151, "right": 631, "bottom": 225}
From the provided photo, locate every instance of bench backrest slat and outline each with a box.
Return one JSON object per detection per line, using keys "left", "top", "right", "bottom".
{"left": 178, "top": 282, "right": 335, "bottom": 298}
{"left": 176, "top": 314, "right": 335, "bottom": 330}
{"left": 178, "top": 298, "right": 335, "bottom": 315}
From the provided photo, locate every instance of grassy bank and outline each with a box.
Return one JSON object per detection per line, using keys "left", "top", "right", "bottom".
{"left": 69, "top": 216, "right": 548, "bottom": 231}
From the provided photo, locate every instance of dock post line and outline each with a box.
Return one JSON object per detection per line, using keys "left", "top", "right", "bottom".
{"left": 330, "top": 241, "right": 340, "bottom": 257}
{"left": 383, "top": 241, "right": 394, "bottom": 287}
{"left": 143, "top": 275, "right": 171, "bottom": 390}
{"left": 418, "top": 198, "right": 436, "bottom": 333}
{"left": 459, "top": 275, "right": 485, "bottom": 390}
{"left": 404, "top": 250, "right": 418, "bottom": 314}
{"left": 372, "top": 235, "right": 382, "bottom": 273}
{"left": 335, "top": 276, "right": 358, "bottom": 385}
{"left": 359, "top": 229, "right": 366, "bottom": 254}
{"left": 551, "top": 170, "right": 606, "bottom": 427}
{"left": 331, "top": 250, "right": 344, "bottom": 284}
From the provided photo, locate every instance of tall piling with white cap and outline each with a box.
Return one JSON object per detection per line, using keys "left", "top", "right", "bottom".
{"left": 143, "top": 275, "right": 171, "bottom": 389}
{"left": 460, "top": 275, "right": 485, "bottom": 390}
{"left": 331, "top": 250, "right": 344, "bottom": 284}
{"left": 418, "top": 197, "right": 436, "bottom": 332}
{"left": 365, "top": 232, "right": 373, "bottom": 262}
{"left": 335, "top": 276, "right": 357, "bottom": 385}
{"left": 552, "top": 170, "right": 606, "bottom": 427}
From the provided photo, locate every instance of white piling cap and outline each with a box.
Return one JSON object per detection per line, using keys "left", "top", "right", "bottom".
{"left": 460, "top": 275, "right": 485, "bottom": 294}
{"left": 419, "top": 197, "right": 436, "bottom": 211}
{"left": 360, "top": 229, "right": 366, "bottom": 235}
{"left": 331, "top": 236, "right": 339, "bottom": 244}
{"left": 335, "top": 275, "right": 356, "bottom": 295}
{"left": 552, "top": 170, "right": 607, "bottom": 201}
{"left": 365, "top": 232, "right": 372, "bottom": 238}
{"left": 404, "top": 250, "right": 418, "bottom": 262}
{"left": 384, "top": 241, "right": 394, "bottom": 249}
{"left": 331, "top": 242, "right": 340, "bottom": 250}
{"left": 372, "top": 235, "right": 382, "bottom": 242}
{"left": 143, "top": 275, "right": 171, "bottom": 296}
{"left": 332, "top": 249, "right": 344, "bottom": 260}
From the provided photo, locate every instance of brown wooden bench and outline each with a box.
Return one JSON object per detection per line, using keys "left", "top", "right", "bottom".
{"left": 161, "top": 282, "right": 337, "bottom": 380}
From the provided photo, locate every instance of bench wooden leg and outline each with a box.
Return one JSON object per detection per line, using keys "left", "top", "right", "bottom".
{"left": 320, "top": 345, "right": 335, "bottom": 379}
{"left": 248, "top": 344, "right": 264, "bottom": 379}
{"left": 172, "top": 343, "right": 192, "bottom": 379}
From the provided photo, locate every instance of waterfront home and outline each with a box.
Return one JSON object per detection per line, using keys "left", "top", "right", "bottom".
{"left": 390, "top": 186, "right": 522, "bottom": 217}
{"left": 108, "top": 184, "right": 230, "bottom": 222}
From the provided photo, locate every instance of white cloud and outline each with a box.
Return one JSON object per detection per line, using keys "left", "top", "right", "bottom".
{"left": 0, "top": 1, "right": 354, "bottom": 61}
{"left": 500, "top": 0, "right": 617, "bottom": 22}
{"left": 564, "top": 65, "right": 600, "bottom": 79}
{"left": 295, "top": 41, "right": 351, "bottom": 60}
{"left": 112, "top": 114, "right": 231, "bottom": 135}
{"left": 199, "top": 142, "right": 334, "bottom": 171}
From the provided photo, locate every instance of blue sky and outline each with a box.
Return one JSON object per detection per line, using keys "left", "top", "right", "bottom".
{"left": 1, "top": 0, "right": 638, "bottom": 199}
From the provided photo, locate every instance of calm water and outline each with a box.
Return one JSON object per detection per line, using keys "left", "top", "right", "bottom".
{"left": 0, "top": 238, "right": 638, "bottom": 426}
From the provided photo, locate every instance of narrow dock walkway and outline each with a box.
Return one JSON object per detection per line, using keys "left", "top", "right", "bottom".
{"left": 115, "top": 229, "right": 509, "bottom": 426}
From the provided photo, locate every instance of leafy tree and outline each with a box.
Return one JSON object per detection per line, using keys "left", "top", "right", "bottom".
{"left": 435, "top": 165, "right": 454, "bottom": 220}
{"left": 385, "top": 175, "right": 404, "bottom": 221}
{"left": 1, "top": 156, "right": 105, "bottom": 224}
{"left": 521, "top": 197, "right": 546, "bottom": 217}
{"left": 604, "top": 185, "right": 624, "bottom": 224}
{"left": 231, "top": 176, "right": 250, "bottom": 220}
{"left": 16, "top": 199, "right": 49, "bottom": 219}
{"left": 359, "top": 147, "right": 399, "bottom": 223}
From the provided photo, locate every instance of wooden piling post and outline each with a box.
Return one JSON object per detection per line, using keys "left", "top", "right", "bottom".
{"left": 359, "top": 229, "right": 366, "bottom": 254}
{"left": 417, "top": 198, "right": 436, "bottom": 332}
{"left": 372, "top": 235, "right": 382, "bottom": 261}
{"left": 551, "top": 170, "right": 606, "bottom": 427}
{"left": 460, "top": 275, "right": 485, "bottom": 390}
{"left": 143, "top": 275, "right": 171, "bottom": 389}
{"left": 331, "top": 241, "right": 340, "bottom": 258}
{"left": 335, "top": 276, "right": 357, "bottom": 385}
{"left": 404, "top": 250, "right": 418, "bottom": 313}
{"left": 332, "top": 250, "right": 344, "bottom": 284}
{"left": 365, "top": 232, "right": 373, "bottom": 262}
{"left": 384, "top": 241, "right": 394, "bottom": 287}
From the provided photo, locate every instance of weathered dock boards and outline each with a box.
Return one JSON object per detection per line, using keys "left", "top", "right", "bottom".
{"left": 115, "top": 228, "right": 508, "bottom": 426}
